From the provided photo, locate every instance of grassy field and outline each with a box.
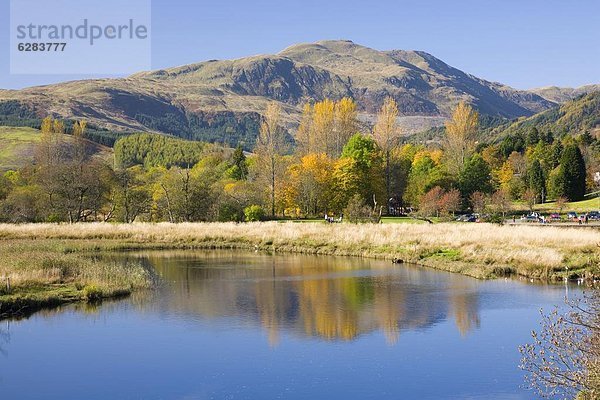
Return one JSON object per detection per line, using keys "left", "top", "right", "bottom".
{"left": 513, "top": 194, "right": 600, "bottom": 214}
{"left": 536, "top": 196, "right": 600, "bottom": 213}
{"left": 0, "top": 221, "right": 598, "bottom": 300}
{"left": 0, "top": 126, "right": 41, "bottom": 171}
{"left": 0, "top": 126, "right": 114, "bottom": 171}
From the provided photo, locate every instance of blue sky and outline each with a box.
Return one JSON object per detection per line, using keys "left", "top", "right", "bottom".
{"left": 1, "top": 0, "right": 599, "bottom": 90}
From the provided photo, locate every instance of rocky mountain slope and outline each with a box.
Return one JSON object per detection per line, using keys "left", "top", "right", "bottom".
{"left": 0, "top": 40, "right": 558, "bottom": 144}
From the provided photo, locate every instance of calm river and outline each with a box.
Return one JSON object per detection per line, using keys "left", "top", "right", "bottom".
{"left": 0, "top": 251, "right": 579, "bottom": 399}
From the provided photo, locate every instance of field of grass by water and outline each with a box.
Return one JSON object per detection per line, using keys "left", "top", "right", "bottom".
{"left": 0, "top": 239, "right": 154, "bottom": 318}
{"left": 0, "top": 221, "right": 599, "bottom": 320}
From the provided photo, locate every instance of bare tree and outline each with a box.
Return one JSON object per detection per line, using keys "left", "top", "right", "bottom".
{"left": 556, "top": 196, "right": 568, "bottom": 215}
{"left": 470, "top": 191, "right": 487, "bottom": 215}
{"left": 523, "top": 188, "right": 537, "bottom": 212}
{"left": 490, "top": 189, "right": 511, "bottom": 218}
{"left": 520, "top": 290, "right": 600, "bottom": 399}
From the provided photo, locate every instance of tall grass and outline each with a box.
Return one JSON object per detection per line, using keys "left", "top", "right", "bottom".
{"left": 0, "top": 222, "right": 598, "bottom": 280}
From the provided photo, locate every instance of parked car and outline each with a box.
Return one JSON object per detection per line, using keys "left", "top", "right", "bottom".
{"left": 524, "top": 214, "right": 539, "bottom": 222}
{"left": 567, "top": 211, "right": 578, "bottom": 220}
{"left": 586, "top": 211, "right": 600, "bottom": 220}
{"left": 549, "top": 213, "right": 561, "bottom": 221}
{"left": 456, "top": 214, "right": 477, "bottom": 222}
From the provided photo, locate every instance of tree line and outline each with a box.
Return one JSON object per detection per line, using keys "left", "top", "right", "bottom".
{"left": 0, "top": 100, "right": 598, "bottom": 223}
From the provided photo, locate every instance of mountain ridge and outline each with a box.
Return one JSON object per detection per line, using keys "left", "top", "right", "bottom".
{"left": 0, "top": 40, "right": 561, "bottom": 144}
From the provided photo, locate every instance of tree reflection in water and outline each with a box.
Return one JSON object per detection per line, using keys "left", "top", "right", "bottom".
{"left": 123, "top": 251, "right": 482, "bottom": 345}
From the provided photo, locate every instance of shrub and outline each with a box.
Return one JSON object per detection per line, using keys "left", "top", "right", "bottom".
{"left": 344, "top": 194, "right": 379, "bottom": 223}
{"left": 82, "top": 284, "right": 103, "bottom": 301}
{"left": 244, "top": 205, "right": 266, "bottom": 222}
{"left": 218, "top": 203, "right": 244, "bottom": 222}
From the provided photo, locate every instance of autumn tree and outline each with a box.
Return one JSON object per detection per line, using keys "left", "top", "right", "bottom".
{"left": 373, "top": 97, "right": 401, "bottom": 212}
{"left": 283, "top": 153, "right": 335, "bottom": 216}
{"left": 444, "top": 102, "right": 479, "bottom": 176}
{"left": 295, "top": 103, "right": 315, "bottom": 156}
{"left": 490, "top": 189, "right": 511, "bottom": 218}
{"left": 555, "top": 196, "right": 568, "bottom": 214}
{"left": 523, "top": 188, "right": 537, "bottom": 212}
{"left": 295, "top": 98, "right": 358, "bottom": 158}
{"left": 419, "top": 186, "right": 445, "bottom": 217}
{"left": 440, "top": 188, "right": 462, "bottom": 216}
{"left": 333, "top": 97, "right": 358, "bottom": 157}
{"left": 114, "top": 166, "right": 152, "bottom": 223}
{"left": 470, "top": 191, "right": 487, "bottom": 214}
{"left": 36, "top": 116, "right": 65, "bottom": 167}
{"left": 312, "top": 99, "right": 335, "bottom": 156}
{"left": 404, "top": 153, "right": 449, "bottom": 207}
{"left": 255, "top": 102, "right": 286, "bottom": 217}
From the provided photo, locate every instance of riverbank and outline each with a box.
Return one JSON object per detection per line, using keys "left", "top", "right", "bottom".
{"left": 0, "top": 239, "right": 155, "bottom": 318}
{"left": 1, "top": 221, "right": 598, "bottom": 290}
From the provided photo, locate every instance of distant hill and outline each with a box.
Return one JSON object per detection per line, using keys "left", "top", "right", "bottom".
{"left": 491, "top": 91, "right": 600, "bottom": 138}
{"left": 0, "top": 40, "right": 558, "bottom": 147}
{"left": 529, "top": 84, "right": 600, "bottom": 104}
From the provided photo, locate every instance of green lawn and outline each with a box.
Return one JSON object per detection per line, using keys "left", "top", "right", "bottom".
{"left": 511, "top": 194, "right": 600, "bottom": 215}
{"left": 532, "top": 196, "right": 600, "bottom": 213}
{"left": 380, "top": 216, "right": 432, "bottom": 224}
{"left": 0, "top": 126, "right": 41, "bottom": 171}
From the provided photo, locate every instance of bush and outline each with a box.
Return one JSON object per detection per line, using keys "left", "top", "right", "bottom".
{"left": 82, "top": 284, "right": 103, "bottom": 301}
{"left": 218, "top": 203, "right": 244, "bottom": 222}
{"left": 244, "top": 205, "right": 266, "bottom": 222}
{"left": 343, "top": 194, "right": 379, "bottom": 223}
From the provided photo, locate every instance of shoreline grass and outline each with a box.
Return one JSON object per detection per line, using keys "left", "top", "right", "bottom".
{"left": 0, "top": 221, "right": 598, "bottom": 319}
{"left": 0, "top": 221, "right": 598, "bottom": 276}
{"left": 0, "top": 239, "right": 155, "bottom": 319}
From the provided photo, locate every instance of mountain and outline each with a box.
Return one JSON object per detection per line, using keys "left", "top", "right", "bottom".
{"left": 529, "top": 84, "right": 600, "bottom": 104}
{"left": 0, "top": 40, "right": 558, "bottom": 146}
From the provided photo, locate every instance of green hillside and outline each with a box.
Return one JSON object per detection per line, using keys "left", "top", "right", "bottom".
{"left": 0, "top": 126, "right": 42, "bottom": 170}
{"left": 494, "top": 91, "right": 600, "bottom": 138}
{"left": 0, "top": 126, "right": 113, "bottom": 171}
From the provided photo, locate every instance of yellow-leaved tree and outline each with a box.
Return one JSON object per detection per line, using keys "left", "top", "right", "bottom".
{"left": 255, "top": 102, "right": 286, "bottom": 217}
{"left": 444, "top": 102, "right": 479, "bottom": 176}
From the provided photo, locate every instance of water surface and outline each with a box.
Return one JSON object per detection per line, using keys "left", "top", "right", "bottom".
{"left": 0, "top": 251, "right": 578, "bottom": 399}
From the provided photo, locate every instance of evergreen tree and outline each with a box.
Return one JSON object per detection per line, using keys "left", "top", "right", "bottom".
{"left": 550, "top": 141, "right": 563, "bottom": 169}
{"left": 526, "top": 127, "right": 540, "bottom": 147}
{"left": 527, "top": 159, "right": 546, "bottom": 203}
{"left": 557, "top": 144, "right": 587, "bottom": 201}
{"left": 543, "top": 131, "right": 554, "bottom": 144}
{"left": 230, "top": 144, "right": 248, "bottom": 180}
